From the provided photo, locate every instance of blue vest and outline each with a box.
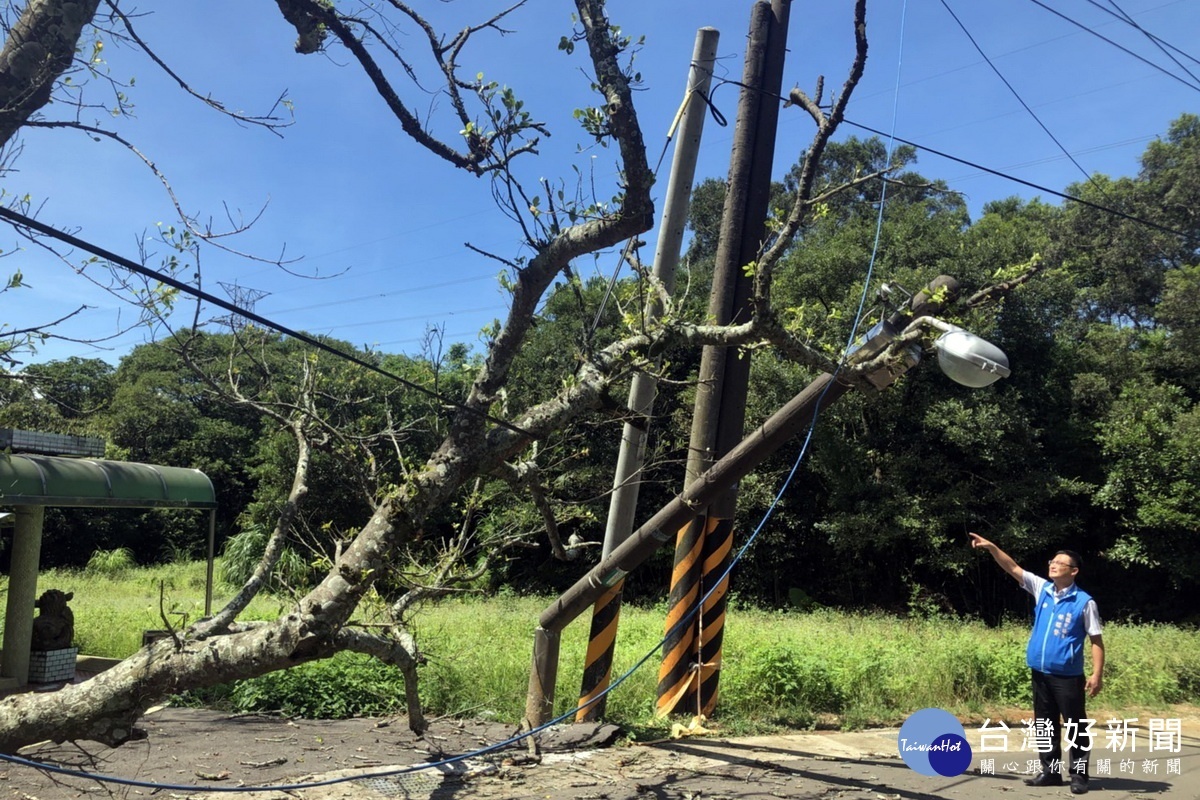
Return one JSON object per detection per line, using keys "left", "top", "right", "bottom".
{"left": 1026, "top": 582, "right": 1093, "bottom": 676}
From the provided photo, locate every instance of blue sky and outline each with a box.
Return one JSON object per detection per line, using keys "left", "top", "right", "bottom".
{"left": 4, "top": 0, "right": 1198, "bottom": 367}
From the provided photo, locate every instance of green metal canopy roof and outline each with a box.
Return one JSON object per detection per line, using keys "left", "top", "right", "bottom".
{"left": 0, "top": 454, "right": 216, "bottom": 509}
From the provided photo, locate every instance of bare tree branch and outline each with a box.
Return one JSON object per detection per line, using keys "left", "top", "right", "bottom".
{"left": 104, "top": 0, "right": 293, "bottom": 135}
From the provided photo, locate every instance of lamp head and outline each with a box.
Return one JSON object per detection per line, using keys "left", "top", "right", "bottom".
{"left": 934, "top": 329, "right": 1011, "bottom": 388}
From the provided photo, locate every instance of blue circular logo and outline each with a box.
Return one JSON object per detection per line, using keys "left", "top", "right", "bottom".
{"left": 898, "top": 708, "right": 973, "bottom": 777}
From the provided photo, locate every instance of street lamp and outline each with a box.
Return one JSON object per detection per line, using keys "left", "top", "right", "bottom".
{"left": 918, "top": 319, "right": 1011, "bottom": 388}
{"left": 850, "top": 317, "right": 1011, "bottom": 391}
{"left": 933, "top": 328, "right": 1010, "bottom": 388}
{"left": 863, "top": 283, "right": 1011, "bottom": 390}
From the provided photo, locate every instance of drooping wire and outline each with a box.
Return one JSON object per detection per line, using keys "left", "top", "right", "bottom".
{"left": 0, "top": 206, "right": 533, "bottom": 437}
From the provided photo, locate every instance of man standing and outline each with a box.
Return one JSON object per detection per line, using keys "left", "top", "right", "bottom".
{"left": 969, "top": 533, "right": 1104, "bottom": 795}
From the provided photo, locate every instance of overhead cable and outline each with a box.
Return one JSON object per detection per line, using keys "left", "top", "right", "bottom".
{"left": 1025, "top": 0, "right": 1200, "bottom": 92}
{"left": 939, "top": 0, "right": 1098, "bottom": 187}
{"left": 842, "top": 119, "right": 1199, "bottom": 244}
{"left": 1098, "top": 0, "right": 1198, "bottom": 84}
{"left": 0, "top": 206, "right": 533, "bottom": 437}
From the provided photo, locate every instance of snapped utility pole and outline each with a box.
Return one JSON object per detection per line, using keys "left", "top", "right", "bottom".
{"left": 525, "top": 278, "right": 964, "bottom": 728}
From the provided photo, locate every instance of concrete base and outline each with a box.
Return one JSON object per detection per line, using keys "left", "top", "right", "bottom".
{"left": 28, "top": 647, "right": 78, "bottom": 683}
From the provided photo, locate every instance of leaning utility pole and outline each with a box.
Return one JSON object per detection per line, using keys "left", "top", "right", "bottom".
{"left": 577, "top": 27, "right": 721, "bottom": 722}
{"left": 524, "top": 278, "right": 963, "bottom": 728}
{"left": 657, "top": 0, "right": 791, "bottom": 720}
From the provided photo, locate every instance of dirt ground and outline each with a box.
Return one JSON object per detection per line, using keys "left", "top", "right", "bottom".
{"left": 4, "top": 706, "right": 1200, "bottom": 800}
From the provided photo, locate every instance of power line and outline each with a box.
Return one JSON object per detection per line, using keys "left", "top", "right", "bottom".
{"left": 315, "top": 305, "right": 498, "bottom": 334}
{"left": 1099, "top": 0, "right": 1198, "bottom": 85}
{"left": 842, "top": 118, "right": 1199, "bottom": 243}
{"left": 1087, "top": 0, "right": 1200, "bottom": 73}
{"left": 1024, "top": 0, "right": 1200, "bottom": 92}
{"left": 939, "top": 0, "right": 1097, "bottom": 188}
{"left": 269, "top": 272, "right": 495, "bottom": 315}
{"left": 0, "top": 206, "right": 533, "bottom": 437}
{"left": 705, "top": 62, "right": 1194, "bottom": 242}
{"left": 234, "top": 209, "right": 491, "bottom": 285}
{"left": 943, "top": 133, "right": 1154, "bottom": 183}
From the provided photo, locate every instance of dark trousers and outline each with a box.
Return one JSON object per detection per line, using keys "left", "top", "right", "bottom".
{"left": 1031, "top": 669, "right": 1090, "bottom": 777}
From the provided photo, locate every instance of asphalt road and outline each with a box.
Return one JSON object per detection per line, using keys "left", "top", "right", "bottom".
{"left": 205, "top": 710, "right": 1200, "bottom": 799}
{"left": 8, "top": 708, "right": 1200, "bottom": 799}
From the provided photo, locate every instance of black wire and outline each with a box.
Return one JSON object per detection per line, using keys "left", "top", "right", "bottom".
{"left": 697, "top": 83, "right": 729, "bottom": 128}
{"left": 939, "top": 0, "right": 1099, "bottom": 189}
{"left": 0, "top": 206, "right": 534, "bottom": 437}
{"left": 842, "top": 118, "right": 1199, "bottom": 244}
{"left": 1094, "top": 0, "right": 1200, "bottom": 66}
{"left": 1088, "top": 0, "right": 1200, "bottom": 73}
{"left": 700, "top": 68, "right": 1197, "bottom": 243}
{"left": 1025, "top": 0, "right": 1200, "bottom": 92}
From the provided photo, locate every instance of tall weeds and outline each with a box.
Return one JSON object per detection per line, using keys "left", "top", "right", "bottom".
{"left": 18, "top": 566, "right": 1198, "bottom": 732}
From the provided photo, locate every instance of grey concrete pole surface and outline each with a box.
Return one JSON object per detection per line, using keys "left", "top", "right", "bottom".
{"left": 528, "top": 373, "right": 847, "bottom": 724}
{"left": 576, "top": 28, "right": 722, "bottom": 722}
{"left": 660, "top": 0, "right": 792, "bottom": 718}
{"left": 602, "top": 26, "right": 721, "bottom": 560}
{"left": 657, "top": 0, "right": 775, "bottom": 719}
{"left": 682, "top": 3, "right": 773, "bottom": 488}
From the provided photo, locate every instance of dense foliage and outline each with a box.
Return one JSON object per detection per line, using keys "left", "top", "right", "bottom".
{"left": 4, "top": 119, "right": 1198, "bottom": 623}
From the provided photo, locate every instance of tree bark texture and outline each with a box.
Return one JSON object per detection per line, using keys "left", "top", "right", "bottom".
{"left": 0, "top": 0, "right": 101, "bottom": 149}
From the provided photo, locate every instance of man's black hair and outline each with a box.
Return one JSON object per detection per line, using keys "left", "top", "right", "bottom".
{"left": 1057, "top": 549, "right": 1083, "bottom": 570}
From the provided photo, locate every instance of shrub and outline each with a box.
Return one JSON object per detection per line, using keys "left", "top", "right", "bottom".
{"left": 85, "top": 548, "right": 136, "bottom": 576}
{"left": 220, "top": 526, "right": 311, "bottom": 592}
{"left": 223, "top": 653, "right": 406, "bottom": 718}
{"left": 728, "top": 642, "right": 844, "bottom": 714}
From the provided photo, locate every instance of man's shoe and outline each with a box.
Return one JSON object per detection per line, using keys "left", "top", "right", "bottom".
{"left": 1070, "top": 775, "right": 1089, "bottom": 794}
{"left": 1024, "top": 772, "right": 1064, "bottom": 787}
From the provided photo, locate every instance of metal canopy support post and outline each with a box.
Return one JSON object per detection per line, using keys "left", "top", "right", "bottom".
{"left": 206, "top": 509, "right": 216, "bottom": 618}
{"left": 0, "top": 451, "right": 218, "bottom": 685}
{"left": 0, "top": 506, "right": 45, "bottom": 685}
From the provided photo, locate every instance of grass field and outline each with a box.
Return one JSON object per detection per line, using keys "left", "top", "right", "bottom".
{"left": 11, "top": 562, "right": 1199, "bottom": 734}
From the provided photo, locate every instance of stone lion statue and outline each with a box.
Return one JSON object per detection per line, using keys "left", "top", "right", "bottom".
{"left": 31, "top": 589, "right": 74, "bottom": 651}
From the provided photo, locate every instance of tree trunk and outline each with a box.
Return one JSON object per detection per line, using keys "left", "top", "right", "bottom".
{"left": 0, "top": 0, "right": 101, "bottom": 149}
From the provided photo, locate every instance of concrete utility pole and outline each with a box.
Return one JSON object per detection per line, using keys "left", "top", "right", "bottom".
{"left": 658, "top": 0, "right": 791, "bottom": 720}
{"left": 577, "top": 27, "right": 720, "bottom": 722}
{"left": 524, "top": 277, "right": 963, "bottom": 728}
